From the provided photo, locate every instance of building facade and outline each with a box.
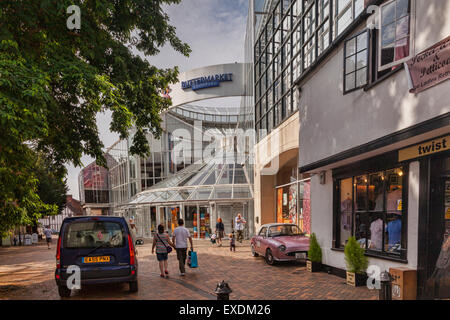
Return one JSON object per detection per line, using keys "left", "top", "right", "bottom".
{"left": 248, "top": 0, "right": 450, "bottom": 299}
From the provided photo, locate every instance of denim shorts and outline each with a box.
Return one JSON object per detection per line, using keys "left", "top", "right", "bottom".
{"left": 156, "top": 253, "right": 168, "bottom": 261}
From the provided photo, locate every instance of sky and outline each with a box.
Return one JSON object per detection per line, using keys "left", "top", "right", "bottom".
{"left": 65, "top": 0, "right": 249, "bottom": 198}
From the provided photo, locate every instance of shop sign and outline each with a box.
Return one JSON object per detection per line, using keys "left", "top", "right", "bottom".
{"left": 399, "top": 135, "right": 449, "bottom": 162}
{"left": 405, "top": 36, "right": 450, "bottom": 94}
{"left": 181, "top": 73, "right": 233, "bottom": 91}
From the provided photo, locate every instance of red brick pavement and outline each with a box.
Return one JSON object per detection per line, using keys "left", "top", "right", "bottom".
{"left": 0, "top": 239, "right": 377, "bottom": 300}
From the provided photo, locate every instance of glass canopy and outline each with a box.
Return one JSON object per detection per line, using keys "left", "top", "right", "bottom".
{"left": 127, "top": 153, "right": 253, "bottom": 206}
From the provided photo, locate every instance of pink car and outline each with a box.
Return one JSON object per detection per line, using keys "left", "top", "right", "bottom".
{"left": 251, "top": 223, "right": 309, "bottom": 265}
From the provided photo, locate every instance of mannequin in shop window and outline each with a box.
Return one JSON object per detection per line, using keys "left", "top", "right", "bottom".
{"left": 369, "top": 213, "right": 383, "bottom": 251}
{"left": 374, "top": 180, "right": 403, "bottom": 212}
{"left": 340, "top": 193, "right": 352, "bottom": 245}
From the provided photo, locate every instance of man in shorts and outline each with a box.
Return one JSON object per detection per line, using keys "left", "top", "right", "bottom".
{"left": 43, "top": 226, "right": 53, "bottom": 249}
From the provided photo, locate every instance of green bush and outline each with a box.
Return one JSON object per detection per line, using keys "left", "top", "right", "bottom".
{"left": 307, "top": 233, "right": 322, "bottom": 263}
{"left": 344, "top": 236, "right": 368, "bottom": 274}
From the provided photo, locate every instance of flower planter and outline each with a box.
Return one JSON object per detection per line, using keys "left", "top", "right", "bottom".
{"left": 346, "top": 271, "right": 368, "bottom": 287}
{"left": 306, "top": 260, "right": 322, "bottom": 273}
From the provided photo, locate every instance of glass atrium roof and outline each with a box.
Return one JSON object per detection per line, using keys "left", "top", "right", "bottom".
{"left": 127, "top": 154, "right": 252, "bottom": 206}
{"left": 169, "top": 105, "right": 239, "bottom": 124}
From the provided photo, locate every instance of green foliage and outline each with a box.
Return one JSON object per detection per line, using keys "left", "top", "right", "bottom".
{"left": 344, "top": 236, "right": 368, "bottom": 274}
{"left": 307, "top": 233, "right": 322, "bottom": 263}
{"left": 0, "top": 0, "right": 190, "bottom": 235}
{"left": 35, "top": 153, "right": 68, "bottom": 213}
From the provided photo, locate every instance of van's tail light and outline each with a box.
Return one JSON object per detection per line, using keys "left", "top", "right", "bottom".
{"left": 56, "top": 235, "right": 62, "bottom": 269}
{"left": 128, "top": 234, "right": 135, "bottom": 266}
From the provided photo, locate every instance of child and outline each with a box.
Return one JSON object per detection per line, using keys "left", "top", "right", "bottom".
{"left": 210, "top": 233, "right": 217, "bottom": 245}
{"left": 229, "top": 232, "right": 236, "bottom": 252}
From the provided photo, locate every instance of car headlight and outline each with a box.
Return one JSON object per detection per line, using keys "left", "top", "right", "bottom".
{"left": 278, "top": 245, "right": 286, "bottom": 252}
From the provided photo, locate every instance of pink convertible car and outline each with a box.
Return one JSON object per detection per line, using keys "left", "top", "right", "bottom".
{"left": 250, "top": 223, "right": 309, "bottom": 265}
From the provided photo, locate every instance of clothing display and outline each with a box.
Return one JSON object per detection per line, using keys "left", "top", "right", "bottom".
{"left": 386, "top": 218, "right": 402, "bottom": 249}
{"left": 370, "top": 218, "right": 383, "bottom": 250}
{"left": 374, "top": 194, "right": 383, "bottom": 211}
{"left": 340, "top": 198, "right": 352, "bottom": 231}
{"left": 386, "top": 188, "right": 402, "bottom": 212}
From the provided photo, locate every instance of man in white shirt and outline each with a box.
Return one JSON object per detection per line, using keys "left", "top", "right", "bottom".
{"left": 172, "top": 219, "right": 193, "bottom": 276}
{"left": 234, "top": 213, "right": 246, "bottom": 243}
{"left": 43, "top": 226, "right": 53, "bottom": 249}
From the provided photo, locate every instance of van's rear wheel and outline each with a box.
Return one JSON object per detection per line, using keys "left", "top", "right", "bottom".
{"left": 58, "top": 285, "right": 71, "bottom": 298}
{"left": 129, "top": 281, "right": 138, "bottom": 293}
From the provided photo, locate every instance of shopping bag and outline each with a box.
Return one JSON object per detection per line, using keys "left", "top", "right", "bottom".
{"left": 189, "top": 250, "right": 198, "bottom": 268}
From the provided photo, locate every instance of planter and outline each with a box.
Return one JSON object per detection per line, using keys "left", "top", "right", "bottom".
{"left": 306, "top": 260, "right": 322, "bottom": 273}
{"left": 346, "top": 271, "right": 368, "bottom": 287}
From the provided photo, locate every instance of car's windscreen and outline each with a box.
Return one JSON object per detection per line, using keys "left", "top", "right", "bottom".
{"left": 63, "top": 221, "right": 125, "bottom": 249}
{"left": 268, "top": 225, "right": 303, "bottom": 237}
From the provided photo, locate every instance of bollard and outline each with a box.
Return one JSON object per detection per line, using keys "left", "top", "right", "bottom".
{"left": 214, "top": 280, "right": 232, "bottom": 300}
{"left": 379, "top": 271, "right": 392, "bottom": 300}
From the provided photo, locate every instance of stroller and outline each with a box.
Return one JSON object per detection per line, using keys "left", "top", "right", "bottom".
{"left": 210, "top": 233, "right": 217, "bottom": 244}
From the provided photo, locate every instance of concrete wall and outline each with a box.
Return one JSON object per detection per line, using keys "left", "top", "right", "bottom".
{"left": 311, "top": 162, "right": 420, "bottom": 272}
{"left": 254, "top": 112, "right": 299, "bottom": 232}
{"left": 298, "top": 0, "right": 450, "bottom": 168}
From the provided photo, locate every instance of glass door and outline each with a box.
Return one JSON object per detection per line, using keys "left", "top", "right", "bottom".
{"left": 424, "top": 155, "right": 450, "bottom": 299}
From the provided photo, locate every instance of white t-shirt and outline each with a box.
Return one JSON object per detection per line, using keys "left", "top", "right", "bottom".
{"left": 173, "top": 226, "right": 191, "bottom": 248}
{"left": 235, "top": 217, "right": 246, "bottom": 231}
{"left": 43, "top": 229, "right": 52, "bottom": 239}
{"left": 370, "top": 219, "right": 383, "bottom": 250}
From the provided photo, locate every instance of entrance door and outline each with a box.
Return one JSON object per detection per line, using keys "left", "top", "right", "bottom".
{"left": 423, "top": 155, "right": 450, "bottom": 299}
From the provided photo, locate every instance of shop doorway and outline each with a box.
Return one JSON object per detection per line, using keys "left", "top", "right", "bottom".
{"left": 184, "top": 206, "right": 196, "bottom": 236}
{"left": 199, "top": 206, "right": 211, "bottom": 238}
{"left": 421, "top": 154, "right": 450, "bottom": 299}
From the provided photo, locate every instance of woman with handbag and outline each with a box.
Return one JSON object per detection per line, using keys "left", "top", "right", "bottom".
{"left": 152, "top": 224, "right": 175, "bottom": 278}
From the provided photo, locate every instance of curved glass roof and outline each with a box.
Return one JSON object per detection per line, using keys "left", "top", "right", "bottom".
{"left": 127, "top": 153, "right": 252, "bottom": 206}
{"left": 170, "top": 105, "right": 239, "bottom": 124}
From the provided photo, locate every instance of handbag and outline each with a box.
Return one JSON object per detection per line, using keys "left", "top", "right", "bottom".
{"left": 156, "top": 233, "right": 172, "bottom": 254}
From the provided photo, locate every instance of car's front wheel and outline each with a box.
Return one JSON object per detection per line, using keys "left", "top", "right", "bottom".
{"left": 251, "top": 244, "right": 259, "bottom": 257}
{"left": 58, "top": 285, "right": 71, "bottom": 298}
{"left": 265, "top": 248, "right": 276, "bottom": 265}
{"left": 129, "top": 280, "right": 138, "bottom": 293}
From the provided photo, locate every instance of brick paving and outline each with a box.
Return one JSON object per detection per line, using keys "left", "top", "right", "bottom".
{"left": 0, "top": 238, "right": 377, "bottom": 300}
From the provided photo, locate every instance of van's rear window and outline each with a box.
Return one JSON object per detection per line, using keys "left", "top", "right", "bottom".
{"left": 63, "top": 221, "right": 125, "bottom": 249}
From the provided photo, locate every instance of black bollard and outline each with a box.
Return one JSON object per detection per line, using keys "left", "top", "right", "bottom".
{"left": 379, "top": 271, "right": 392, "bottom": 300}
{"left": 214, "top": 280, "right": 232, "bottom": 300}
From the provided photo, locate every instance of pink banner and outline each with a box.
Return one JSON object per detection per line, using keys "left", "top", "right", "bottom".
{"left": 406, "top": 36, "right": 450, "bottom": 93}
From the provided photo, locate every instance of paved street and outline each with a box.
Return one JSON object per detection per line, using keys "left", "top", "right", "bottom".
{"left": 0, "top": 238, "right": 377, "bottom": 300}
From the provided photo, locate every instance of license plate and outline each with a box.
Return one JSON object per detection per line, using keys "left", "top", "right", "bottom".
{"left": 83, "top": 256, "right": 110, "bottom": 263}
{"left": 295, "top": 252, "right": 306, "bottom": 259}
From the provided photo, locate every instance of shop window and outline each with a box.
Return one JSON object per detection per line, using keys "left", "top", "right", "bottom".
{"left": 343, "top": 30, "right": 368, "bottom": 93}
{"left": 378, "top": 0, "right": 413, "bottom": 71}
{"left": 335, "top": 167, "right": 406, "bottom": 259}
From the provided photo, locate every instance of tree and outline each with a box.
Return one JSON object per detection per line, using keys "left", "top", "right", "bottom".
{"left": 35, "top": 153, "right": 68, "bottom": 214}
{"left": 0, "top": 0, "right": 190, "bottom": 235}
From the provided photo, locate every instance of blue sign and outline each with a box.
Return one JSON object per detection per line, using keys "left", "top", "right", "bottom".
{"left": 182, "top": 73, "right": 233, "bottom": 91}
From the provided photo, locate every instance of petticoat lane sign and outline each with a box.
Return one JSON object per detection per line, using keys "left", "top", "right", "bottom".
{"left": 405, "top": 36, "right": 450, "bottom": 94}
{"left": 181, "top": 73, "right": 233, "bottom": 91}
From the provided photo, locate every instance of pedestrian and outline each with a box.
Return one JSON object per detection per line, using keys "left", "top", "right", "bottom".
{"left": 43, "top": 226, "right": 53, "bottom": 249}
{"left": 215, "top": 217, "right": 225, "bottom": 247}
{"left": 234, "top": 213, "right": 246, "bottom": 243}
{"left": 172, "top": 219, "right": 194, "bottom": 276}
{"left": 152, "top": 224, "right": 175, "bottom": 278}
{"left": 229, "top": 232, "right": 236, "bottom": 252}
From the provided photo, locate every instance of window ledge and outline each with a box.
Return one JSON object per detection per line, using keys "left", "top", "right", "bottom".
{"left": 331, "top": 247, "right": 408, "bottom": 263}
{"left": 363, "top": 65, "right": 405, "bottom": 92}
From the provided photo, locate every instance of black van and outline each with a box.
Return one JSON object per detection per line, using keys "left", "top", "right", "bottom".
{"left": 55, "top": 216, "right": 138, "bottom": 297}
